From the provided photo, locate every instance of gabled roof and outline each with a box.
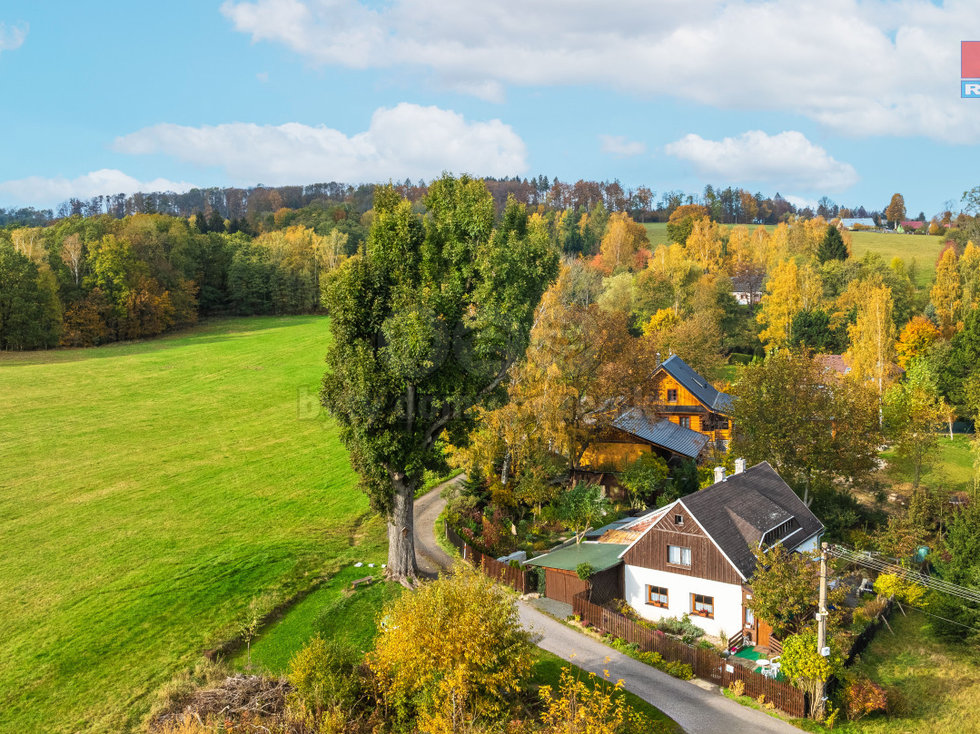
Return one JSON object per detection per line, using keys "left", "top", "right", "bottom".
{"left": 680, "top": 462, "right": 824, "bottom": 579}
{"left": 657, "top": 354, "right": 733, "bottom": 414}
{"left": 611, "top": 408, "right": 709, "bottom": 460}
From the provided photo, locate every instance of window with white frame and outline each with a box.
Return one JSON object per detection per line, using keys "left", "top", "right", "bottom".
{"left": 692, "top": 593, "right": 714, "bottom": 618}
{"left": 668, "top": 545, "right": 691, "bottom": 566}
{"left": 646, "top": 585, "right": 668, "bottom": 607}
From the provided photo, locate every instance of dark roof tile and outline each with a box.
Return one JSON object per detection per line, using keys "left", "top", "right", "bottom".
{"left": 659, "top": 355, "right": 732, "bottom": 413}
{"left": 680, "top": 462, "right": 824, "bottom": 579}
{"left": 612, "top": 408, "right": 709, "bottom": 460}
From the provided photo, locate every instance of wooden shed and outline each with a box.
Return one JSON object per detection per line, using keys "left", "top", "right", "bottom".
{"left": 525, "top": 542, "right": 627, "bottom": 605}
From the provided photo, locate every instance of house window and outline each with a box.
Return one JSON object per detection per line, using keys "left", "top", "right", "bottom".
{"left": 668, "top": 545, "right": 691, "bottom": 567}
{"left": 647, "top": 585, "right": 669, "bottom": 607}
{"left": 666, "top": 389, "right": 678, "bottom": 403}
{"left": 745, "top": 606, "right": 755, "bottom": 627}
{"left": 678, "top": 416, "right": 691, "bottom": 429}
{"left": 673, "top": 514, "right": 684, "bottom": 526}
{"left": 692, "top": 593, "right": 714, "bottom": 618}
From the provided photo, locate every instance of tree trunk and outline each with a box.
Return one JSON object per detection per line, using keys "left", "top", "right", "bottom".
{"left": 386, "top": 475, "right": 419, "bottom": 582}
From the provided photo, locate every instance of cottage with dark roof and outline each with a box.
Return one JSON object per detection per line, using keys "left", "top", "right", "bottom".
{"left": 609, "top": 461, "right": 823, "bottom": 645}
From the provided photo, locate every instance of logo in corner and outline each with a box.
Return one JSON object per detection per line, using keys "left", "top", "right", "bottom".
{"left": 962, "top": 41, "right": 980, "bottom": 98}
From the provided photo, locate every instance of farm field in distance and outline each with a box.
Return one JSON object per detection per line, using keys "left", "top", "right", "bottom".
{"left": 643, "top": 222, "right": 947, "bottom": 288}
{"left": 0, "top": 316, "right": 381, "bottom": 733}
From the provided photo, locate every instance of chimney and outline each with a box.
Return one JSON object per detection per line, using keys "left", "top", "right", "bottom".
{"left": 714, "top": 466, "right": 726, "bottom": 484}
{"left": 734, "top": 458, "right": 746, "bottom": 475}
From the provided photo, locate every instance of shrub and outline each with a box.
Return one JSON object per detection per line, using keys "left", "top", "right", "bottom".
{"left": 729, "top": 679, "right": 745, "bottom": 698}
{"left": 370, "top": 566, "right": 534, "bottom": 725}
{"left": 655, "top": 614, "right": 705, "bottom": 641}
{"left": 288, "top": 635, "right": 365, "bottom": 715}
{"left": 539, "top": 667, "right": 652, "bottom": 734}
{"left": 576, "top": 562, "right": 596, "bottom": 580}
{"left": 843, "top": 676, "right": 888, "bottom": 721}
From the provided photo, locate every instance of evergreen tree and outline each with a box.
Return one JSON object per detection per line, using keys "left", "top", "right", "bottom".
{"left": 817, "top": 224, "right": 848, "bottom": 262}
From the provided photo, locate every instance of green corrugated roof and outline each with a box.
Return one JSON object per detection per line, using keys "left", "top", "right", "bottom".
{"left": 525, "top": 542, "right": 628, "bottom": 572}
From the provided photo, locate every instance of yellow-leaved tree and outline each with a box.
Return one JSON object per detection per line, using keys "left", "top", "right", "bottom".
{"left": 684, "top": 216, "right": 724, "bottom": 272}
{"left": 598, "top": 212, "right": 647, "bottom": 272}
{"left": 646, "top": 243, "right": 701, "bottom": 314}
{"left": 959, "top": 241, "right": 980, "bottom": 316}
{"left": 371, "top": 568, "right": 534, "bottom": 730}
{"left": 931, "top": 246, "right": 962, "bottom": 336}
{"left": 895, "top": 316, "right": 941, "bottom": 368}
{"left": 846, "top": 280, "right": 896, "bottom": 399}
{"left": 757, "top": 258, "right": 823, "bottom": 348}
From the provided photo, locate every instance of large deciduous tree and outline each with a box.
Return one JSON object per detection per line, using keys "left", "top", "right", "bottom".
{"left": 885, "top": 193, "right": 906, "bottom": 227}
{"left": 320, "top": 178, "right": 558, "bottom": 581}
{"left": 845, "top": 279, "right": 896, "bottom": 400}
{"left": 730, "top": 350, "right": 881, "bottom": 503}
{"left": 883, "top": 359, "right": 943, "bottom": 488}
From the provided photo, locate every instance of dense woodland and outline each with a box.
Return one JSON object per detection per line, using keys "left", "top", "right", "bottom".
{"left": 0, "top": 178, "right": 964, "bottom": 353}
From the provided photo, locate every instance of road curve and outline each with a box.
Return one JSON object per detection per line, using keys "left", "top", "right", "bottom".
{"left": 412, "top": 485, "right": 801, "bottom": 734}
{"left": 413, "top": 476, "right": 462, "bottom": 577}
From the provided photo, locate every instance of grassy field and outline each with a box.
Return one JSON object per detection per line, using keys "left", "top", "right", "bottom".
{"left": 839, "top": 611, "right": 980, "bottom": 733}
{"left": 642, "top": 222, "right": 947, "bottom": 289}
{"left": 233, "top": 565, "right": 399, "bottom": 675}
{"left": 883, "top": 433, "right": 975, "bottom": 495}
{"left": 0, "top": 316, "right": 383, "bottom": 733}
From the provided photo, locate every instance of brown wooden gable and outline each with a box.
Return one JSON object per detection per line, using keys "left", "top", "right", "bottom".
{"left": 623, "top": 503, "right": 743, "bottom": 585}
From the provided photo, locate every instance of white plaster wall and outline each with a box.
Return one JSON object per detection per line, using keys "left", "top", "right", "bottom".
{"left": 623, "top": 564, "right": 743, "bottom": 640}
{"left": 795, "top": 533, "right": 821, "bottom": 553}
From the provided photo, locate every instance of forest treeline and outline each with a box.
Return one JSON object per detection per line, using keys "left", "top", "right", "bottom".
{"left": 0, "top": 178, "right": 974, "bottom": 352}
{"left": 0, "top": 176, "right": 886, "bottom": 229}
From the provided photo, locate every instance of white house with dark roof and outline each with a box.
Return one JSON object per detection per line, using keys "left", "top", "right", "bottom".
{"left": 602, "top": 461, "right": 823, "bottom": 645}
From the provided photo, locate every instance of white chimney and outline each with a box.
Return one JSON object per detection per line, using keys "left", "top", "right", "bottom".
{"left": 714, "top": 466, "right": 726, "bottom": 484}
{"left": 734, "top": 458, "right": 747, "bottom": 475}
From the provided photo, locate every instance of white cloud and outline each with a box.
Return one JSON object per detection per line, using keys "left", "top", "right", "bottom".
{"left": 782, "top": 195, "right": 821, "bottom": 211}
{"left": 221, "top": 0, "right": 980, "bottom": 143}
{"left": 599, "top": 134, "right": 646, "bottom": 157}
{"left": 113, "top": 103, "right": 527, "bottom": 185}
{"left": 664, "top": 130, "right": 859, "bottom": 192}
{"left": 0, "top": 169, "right": 195, "bottom": 208}
{"left": 0, "top": 22, "right": 27, "bottom": 54}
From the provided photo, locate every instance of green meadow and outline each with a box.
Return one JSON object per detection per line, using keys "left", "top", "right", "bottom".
{"left": 642, "top": 222, "right": 948, "bottom": 289}
{"left": 0, "top": 316, "right": 383, "bottom": 733}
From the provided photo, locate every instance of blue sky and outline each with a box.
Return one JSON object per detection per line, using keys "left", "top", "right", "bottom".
{"left": 2, "top": 0, "right": 980, "bottom": 216}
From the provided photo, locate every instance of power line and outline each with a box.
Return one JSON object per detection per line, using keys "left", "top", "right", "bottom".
{"left": 827, "top": 544, "right": 980, "bottom": 605}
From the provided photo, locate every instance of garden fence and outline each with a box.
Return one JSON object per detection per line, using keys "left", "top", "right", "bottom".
{"left": 445, "top": 522, "right": 537, "bottom": 595}
{"left": 572, "top": 593, "right": 808, "bottom": 718}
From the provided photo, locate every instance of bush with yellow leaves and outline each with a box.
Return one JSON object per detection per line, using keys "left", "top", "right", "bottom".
{"left": 370, "top": 565, "right": 535, "bottom": 728}
{"left": 538, "top": 668, "right": 651, "bottom": 734}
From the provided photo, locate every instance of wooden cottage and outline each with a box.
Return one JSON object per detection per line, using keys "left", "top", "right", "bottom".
{"left": 579, "top": 355, "right": 733, "bottom": 473}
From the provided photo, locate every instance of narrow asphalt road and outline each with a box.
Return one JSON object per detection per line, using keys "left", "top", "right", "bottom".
{"left": 413, "top": 485, "right": 801, "bottom": 734}
{"left": 414, "top": 475, "right": 463, "bottom": 577}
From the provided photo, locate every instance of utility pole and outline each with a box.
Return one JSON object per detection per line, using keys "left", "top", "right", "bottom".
{"left": 817, "top": 542, "right": 828, "bottom": 653}
{"left": 815, "top": 542, "right": 829, "bottom": 720}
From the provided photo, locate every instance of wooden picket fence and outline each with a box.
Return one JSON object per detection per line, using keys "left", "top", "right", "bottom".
{"left": 572, "top": 593, "right": 808, "bottom": 718}
{"left": 444, "top": 522, "right": 537, "bottom": 594}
